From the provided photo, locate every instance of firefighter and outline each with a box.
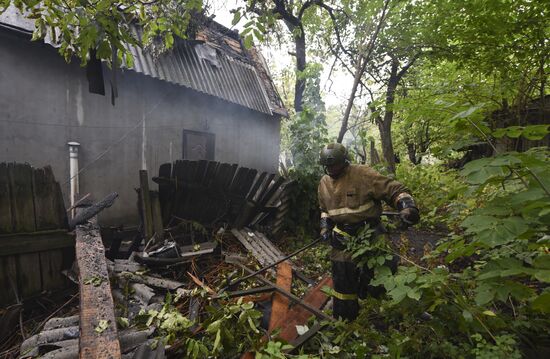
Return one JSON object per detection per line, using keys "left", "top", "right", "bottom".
{"left": 318, "top": 143, "right": 420, "bottom": 321}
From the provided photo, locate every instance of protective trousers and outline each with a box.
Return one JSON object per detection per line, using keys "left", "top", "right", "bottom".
{"left": 330, "top": 230, "right": 397, "bottom": 321}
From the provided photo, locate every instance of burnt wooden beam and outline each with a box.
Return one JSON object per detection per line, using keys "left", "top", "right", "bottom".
{"left": 75, "top": 220, "right": 121, "bottom": 358}
{"left": 69, "top": 193, "right": 118, "bottom": 230}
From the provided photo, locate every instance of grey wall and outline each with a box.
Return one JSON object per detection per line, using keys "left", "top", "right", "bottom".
{"left": 0, "top": 31, "right": 281, "bottom": 226}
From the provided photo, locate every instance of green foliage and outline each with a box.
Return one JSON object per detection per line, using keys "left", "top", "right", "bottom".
{"left": 137, "top": 294, "right": 268, "bottom": 358}
{"left": 281, "top": 63, "right": 328, "bottom": 234}
{"left": 5, "top": 0, "right": 203, "bottom": 65}
{"left": 395, "top": 162, "right": 468, "bottom": 229}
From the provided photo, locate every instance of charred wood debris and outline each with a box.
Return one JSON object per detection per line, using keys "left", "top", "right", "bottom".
{"left": 3, "top": 160, "right": 332, "bottom": 358}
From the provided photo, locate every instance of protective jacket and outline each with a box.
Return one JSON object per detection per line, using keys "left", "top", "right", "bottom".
{"left": 318, "top": 164, "right": 409, "bottom": 224}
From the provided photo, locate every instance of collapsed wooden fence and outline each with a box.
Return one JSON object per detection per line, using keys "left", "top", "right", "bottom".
{"left": 153, "top": 160, "right": 292, "bottom": 232}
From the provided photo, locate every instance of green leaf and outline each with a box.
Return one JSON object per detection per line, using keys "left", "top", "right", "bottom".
{"left": 475, "top": 286, "right": 495, "bottom": 306}
{"left": 532, "top": 292, "right": 550, "bottom": 313}
{"left": 248, "top": 316, "right": 259, "bottom": 333}
{"left": 462, "top": 309, "right": 473, "bottom": 322}
{"left": 482, "top": 310, "right": 496, "bottom": 317}
{"left": 213, "top": 329, "right": 221, "bottom": 351}
{"left": 95, "top": 319, "right": 110, "bottom": 334}
{"left": 164, "top": 33, "right": 174, "bottom": 48}
{"left": 450, "top": 104, "right": 483, "bottom": 120}
{"left": 522, "top": 125, "right": 550, "bottom": 140}
{"left": 206, "top": 319, "right": 222, "bottom": 333}
{"left": 231, "top": 10, "right": 241, "bottom": 26}
{"left": 534, "top": 270, "right": 550, "bottom": 283}
{"left": 407, "top": 288, "right": 421, "bottom": 300}
{"left": 388, "top": 285, "right": 411, "bottom": 303}
{"left": 116, "top": 317, "right": 129, "bottom": 328}
{"left": 533, "top": 255, "right": 550, "bottom": 270}
{"left": 243, "top": 34, "right": 253, "bottom": 49}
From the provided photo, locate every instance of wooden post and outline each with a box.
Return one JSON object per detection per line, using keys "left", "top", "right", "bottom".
{"left": 150, "top": 191, "right": 164, "bottom": 240}
{"left": 139, "top": 170, "right": 153, "bottom": 241}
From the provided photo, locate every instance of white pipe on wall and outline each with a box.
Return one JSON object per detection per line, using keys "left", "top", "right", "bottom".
{"left": 68, "top": 141, "right": 80, "bottom": 217}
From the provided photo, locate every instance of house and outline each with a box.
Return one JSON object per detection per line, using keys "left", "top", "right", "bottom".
{"left": 0, "top": 7, "right": 287, "bottom": 225}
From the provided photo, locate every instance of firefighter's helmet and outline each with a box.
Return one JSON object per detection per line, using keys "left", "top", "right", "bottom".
{"left": 319, "top": 143, "right": 348, "bottom": 166}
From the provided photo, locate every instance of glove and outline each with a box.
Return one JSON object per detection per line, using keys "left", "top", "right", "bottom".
{"left": 396, "top": 193, "right": 420, "bottom": 227}
{"left": 320, "top": 216, "right": 334, "bottom": 242}
{"left": 321, "top": 230, "right": 332, "bottom": 242}
{"left": 399, "top": 207, "right": 420, "bottom": 226}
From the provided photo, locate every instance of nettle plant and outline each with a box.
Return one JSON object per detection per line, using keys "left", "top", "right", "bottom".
{"left": 365, "top": 121, "right": 550, "bottom": 355}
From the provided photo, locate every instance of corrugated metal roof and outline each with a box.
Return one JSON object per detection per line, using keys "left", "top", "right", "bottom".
{"left": 127, "top": 28, "right": 273, "bottom": 115}
{"left": 0, "top": 7, "right": 276, "bottom": 115}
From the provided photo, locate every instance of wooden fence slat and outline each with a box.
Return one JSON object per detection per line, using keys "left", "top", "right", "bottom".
{"left": 8, "top": 163, "right": 36, "bottom": 232}
{"left": 39, "top": 250, "right": 66, "bottom": 290}
{"left": 158, "top": 163, "right": 172, "bottom": 224}
{"left": 0, "top": 256, "right": 18, "bottom": 304}
{"left": 16, "top": 253, "right": 42, "bottom": 298}
{"left": 0, "top": 163, "right": 12, "bottom": 233}
{"left": 246, "top": 172, "right": 267, "bottom": 202}
{"left": 32, "top": 167, "right": 61, "bottom": 230}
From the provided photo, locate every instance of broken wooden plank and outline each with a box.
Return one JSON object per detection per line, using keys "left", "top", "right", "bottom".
{"left": 231, "top": 229, "right": 273, "bottom": 267}
{"left": 245, "top": 172, "right": 267, "bottom": 202}
{"left": 269, "top": 262, "right": 292, "bottom": 331}
{"left": 274, "top": 276, "right": 333, "bottom": 342}
{"left": 75, "top": 220, "right": 121, "bottom": 359}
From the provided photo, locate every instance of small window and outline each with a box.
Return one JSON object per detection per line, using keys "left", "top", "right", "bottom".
{"left": 182, "top": 130, "right": 215, "bottom": 160}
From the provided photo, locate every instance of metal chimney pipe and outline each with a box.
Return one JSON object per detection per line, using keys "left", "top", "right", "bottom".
{"left": 68, "top": 142, "right": 80, "bottom": 217}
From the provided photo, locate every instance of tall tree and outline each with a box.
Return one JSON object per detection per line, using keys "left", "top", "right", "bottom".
{"left": 240, "top": 0, "right": 344, "bottom": 113}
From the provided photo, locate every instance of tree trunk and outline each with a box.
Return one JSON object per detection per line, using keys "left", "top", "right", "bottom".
{"left": 337, "top": 57, "right": 365, "bottom": 143}
{"left": 377, "top": 60, "right": 399, "bottom": 174}
{"left": 370, "top": 140, "right": 381, "bottom": 166}
{"left": 294, "top": 32, "right": 306, "bottom": 113}
{"left": 407, "top": 142, "right": 420, "bottom": 164}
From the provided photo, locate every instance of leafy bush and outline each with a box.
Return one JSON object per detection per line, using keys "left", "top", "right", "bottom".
{"left": 395, "top": 162, "right": 469, "bottom": 230}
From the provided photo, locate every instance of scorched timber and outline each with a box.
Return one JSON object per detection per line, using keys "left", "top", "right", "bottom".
{"left": 75, "top": 221, "right": 121, "bottom": 358}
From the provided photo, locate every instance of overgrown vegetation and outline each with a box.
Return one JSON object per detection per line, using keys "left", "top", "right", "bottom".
{"left": 3, "top": 0, "right": 549, "bottom": 356}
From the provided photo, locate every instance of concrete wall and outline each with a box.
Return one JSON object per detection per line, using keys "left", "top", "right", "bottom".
{"left": 0, "top": 30, "right": 281, "bottom": 226}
